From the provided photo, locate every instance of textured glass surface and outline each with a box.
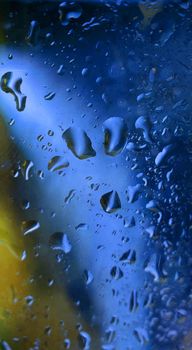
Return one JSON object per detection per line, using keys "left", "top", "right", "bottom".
{"left": 0, "top": 1, "right": 191, "bottom": 349}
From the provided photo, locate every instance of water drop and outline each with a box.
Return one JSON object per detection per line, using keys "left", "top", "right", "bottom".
{"left": 144, "top": 253, "right": 165, "bottom": 282}
{"left": 26, "top": 20, "right": 40, "bottom": 46}
{"left": 75, "top": 223, "right": 89, "bottom": 231}
{"left": 22, "top": 220, "right": 40, "bottom": 235}
{"left": 21, "top": 160, "right": 34, "bottom": 181}
{"left": 123, "top": 216, "right": 135, "bottom": 228}
{"left": 81, "top": 68, "right": 89, "bottom": 77}
{"left": 119, "top": 250, "right": 136, "bottom": 264}
{"left": 129, "top": 290, "right": 139, "bottom": 312}
{"left": 44, "top": 92, "right": 56, "bottom": 101}
{"left": 155, "top": 144, "right": 175, "bottom": 166}
{"left": 83, "top": 270, "right": 94, "bottom": 285}
{"left": 64, "top": 189, "right": 76, "bottom": 204}
{"left": 110, "top": 266, "right": 123, "bottom": 280}
{"left": 21, "top": 250, "right": 27, "bottom": 261}
{"left": 127, "top": 184, "right": 141, "bottom": 203}
{"left": 146, "top": 200, "right": 159, "bottom": 212}
{"left": 145, "top": 225, "right": 156, "bottom": 238}
{"left": 78, "top": 331, "right": 91, "bottom": 350}
{"left": 100, "top": 191, "right": 121, "bottom": 213}
{"left": 57, "top": 64, "right": 65, "bottom": 76}
{"left": 48, "top": 130, "right": 54, "bottom": 136}
{"left": 25, "top": 295, "right": 34, "bottom": 306}
{"left": 1, "top": 72, "right": 27, "bottom": 111}
{"left": 103, "top": 117, "right": 128, "bottom": 156}
{"left": 0, "top": 341, "right": 12, "bottom": 350}
{"left": 49, "top": 232, "right": 72, "bottom": 253}
{"left": 21, "top": 199, "right": 30, "bottom": 210}
{"left": 59, "top": 2, "right": 82, "bottom": 26}
{"left": 135, "top": 116, "right": 152, "bottom": 143}
{"left": 48, "top": 156, "right": 69, "bottom": 172}
{"left": 64, "top": 338, "right": 71, "bottom": 349}
{"left": 133, "top": 328, "right": 149, "bottom": 345}
{"left": 63, "top": 127, "right": 96, "bottom": 160}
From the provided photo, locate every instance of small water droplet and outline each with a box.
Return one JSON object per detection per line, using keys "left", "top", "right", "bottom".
{"left": 64, "top": 189, "right": 76, "bottom": 204}
{"left": 119, "top": 250, "right": 136, "bottom": 264}
{"left": 64, "top": 338, "right": 71, "bottom": 349}
{"left": 133, "top": 327, "right": 149, "bottom": 345}
{"left": 127, "top": 184, "right": 141, "bottom": 203}
{"left": 21, "top": 160, "right": 34, "bottom": 181}
{"left": 44, "top": 326, "right": 52, "bottom": 336}
{"left": 48, "top": 130, "right": 54, "bottom": 136}
{"left": 75, "top": 223, "right": 89, "bottom": 232}
{"left": 57, "top": 64, "right": 65, "bottom": 76}
{"left": 44, "top": 92, "right": 56, "bottom": 101}
{"left": 81, "top": 67, "right": 89, "bottom": 77}
{"left": 22, "top": 220, "right": 40, "bottom": 235}
{"left": 49, "top": 232, "right": 72, "bottom": 254}
{"left": 21, "top": 199, "right": 30, "bottom": 210}
{"left": 110, "top": 266, "right": 123, "bottom": 280}
{"left": 144, "top": 253, "right": 165, "bottom": 282}
{"left": 123, "top": 216, "right": 135, "bottom": 228}
{"left": 83, "top": 270, "right": 94, "bottom": 285}
{"left": 25, "top": 295, "right": 34, "bottom": 306}
{"left": 48, "top": 156, "right": 69, "bottom": 172}
{"left": 26, "top": 20, "right": 40, "bottom": 46}
{"left": 8, "top": 118, "right": 15, "bottom": 126}
{"left": 21, "top": 250, "right": 27, "bottom": 261}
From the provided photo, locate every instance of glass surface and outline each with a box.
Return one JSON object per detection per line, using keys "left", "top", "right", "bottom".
{"left": 0, "top": 0, "right": 191, "bottom": 349}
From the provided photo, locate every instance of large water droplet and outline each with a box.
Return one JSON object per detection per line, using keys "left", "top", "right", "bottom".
{"left": 1, "top": 72, "right": 27, "bottom": 112}
{"left": 103, "top": 117, "right": 128, "bottom": 156}
{"left": 63, "top": 127, "right": 96, "bottom": 160}
{"left": 49, "top": 232, "right": 72, "bottom": 253}
{"left": 100, "top": 190, "right": 121, "bottom": 213}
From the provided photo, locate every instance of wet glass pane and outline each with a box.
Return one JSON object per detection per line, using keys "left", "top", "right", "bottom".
{"left": 0, "top": 0, "right": 191, "bottom": 349}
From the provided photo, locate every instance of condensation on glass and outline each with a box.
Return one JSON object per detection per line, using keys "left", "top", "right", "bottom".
{"left": 0, "top": 0, "right": 191, "bottom": 349}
